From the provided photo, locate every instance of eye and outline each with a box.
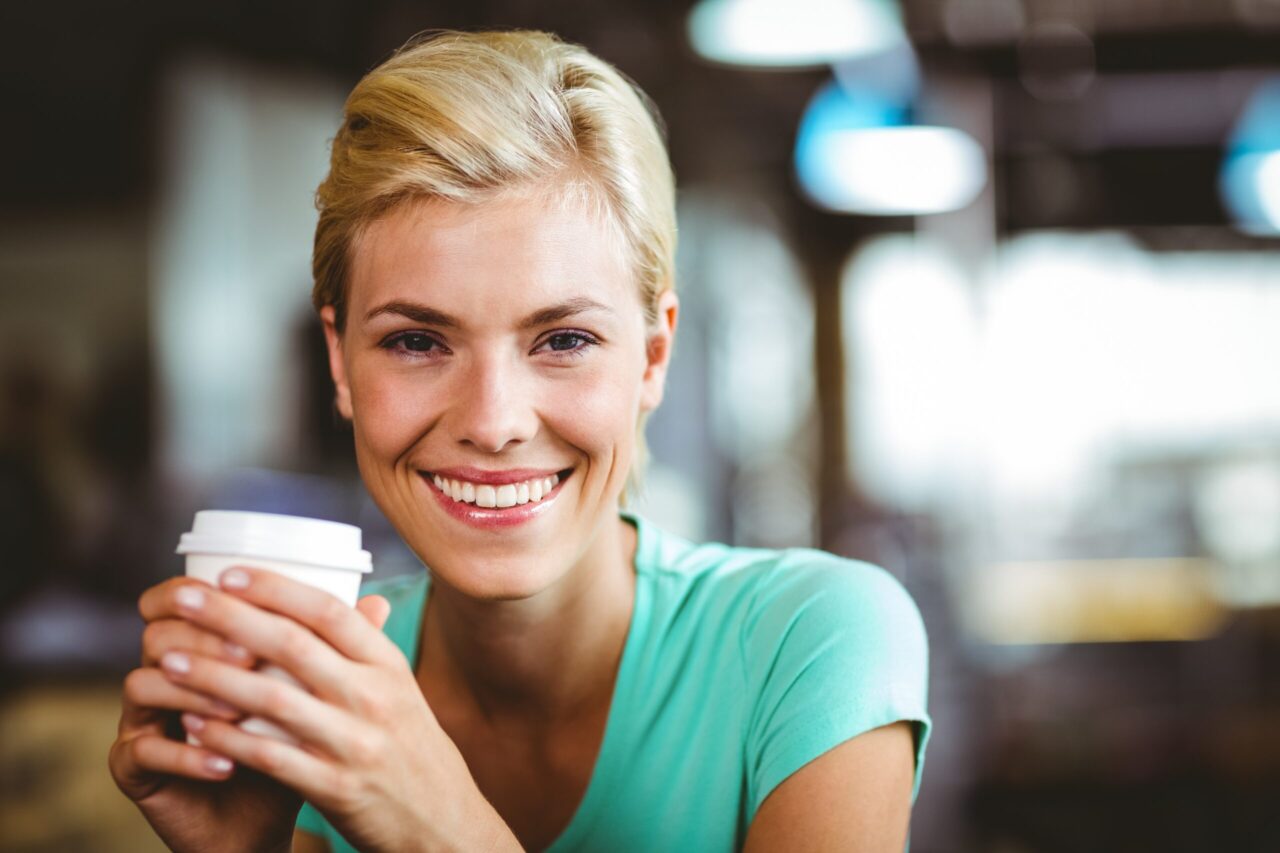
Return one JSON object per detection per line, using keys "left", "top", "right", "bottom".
{"left": 536, "top": 330, "right": 600, "bottom": 359}
{"left": 380, "top": 331, "right": 447, "bottom": 358}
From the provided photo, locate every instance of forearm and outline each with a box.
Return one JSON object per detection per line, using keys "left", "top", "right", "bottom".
{"left": 477, "top": 813, "right": 524, "bottom": 853}
{"left": 433, "top": 798, "right": 524, "bottom": 853}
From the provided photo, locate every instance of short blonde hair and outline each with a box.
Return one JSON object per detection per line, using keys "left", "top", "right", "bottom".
{"left": 312, "top": 29, "right": 677, "bottom": 502}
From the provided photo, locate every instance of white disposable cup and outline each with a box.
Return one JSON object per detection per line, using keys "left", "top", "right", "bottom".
{"left": 175, "top": 510, "right": 373, "bottom": 746}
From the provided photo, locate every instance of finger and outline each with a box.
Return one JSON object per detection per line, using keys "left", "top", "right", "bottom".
{"left": 141, "top": 618, "right": 257, "bottom": 669}
{"left": 215, "top": 567, "right": 399, "bottom": 667}
{"left": 167, "top": 582, "right": 358, "bottom": 699}
{"left": 356, "top": 594, "right": 391, "bottom": 631}
{"left": 159, "top": 652, "right": 355, "bottom": 757}
{"left": 139, "top": 577, "right": 214, "bottom": 623}
{"left": 122, "top": 667, "right": 245, "bottom": 728}
{"left": 113, "top": 731, "right": 236, "bottom": 792}
{"left": 178, "top": 714, "right": 344, "bottom": 804}
{"left": 117, "top": 683, "right": 169, "bottom": 739}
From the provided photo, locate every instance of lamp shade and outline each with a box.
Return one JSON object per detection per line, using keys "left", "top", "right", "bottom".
{"left": 688, "top": 0, "right": 908, "bottom": 69}
{"left": 1220, "top": 77, "right": 1280, "bottom": 234}
{"left": 794, "top": 81, "right": 987, "bottom": 215}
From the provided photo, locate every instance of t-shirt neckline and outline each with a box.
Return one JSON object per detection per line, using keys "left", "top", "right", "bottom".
{"left": 402, "top": 511, "right": 653, "bottom": 850}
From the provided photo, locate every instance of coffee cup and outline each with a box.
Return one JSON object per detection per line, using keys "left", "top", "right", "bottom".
{"left": 175, "top": 510, "right": 373, "bottom": 746}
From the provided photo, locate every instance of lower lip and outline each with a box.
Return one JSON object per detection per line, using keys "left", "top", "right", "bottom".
{"left": 420, "top": 472, "right": 570, "bottom": 529}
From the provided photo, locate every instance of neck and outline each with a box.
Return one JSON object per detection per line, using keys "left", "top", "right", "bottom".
{"left": 419, "top": 514, "right": 638, "bottom": 732}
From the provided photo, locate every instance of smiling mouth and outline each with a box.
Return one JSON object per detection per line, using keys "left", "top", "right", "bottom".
{"left": 422, "top": 468, "right": 574, "bottom": 508}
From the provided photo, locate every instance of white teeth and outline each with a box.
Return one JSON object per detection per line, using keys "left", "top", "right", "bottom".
{"left": 430, "top": 471, "right": 566, "bottom": 508}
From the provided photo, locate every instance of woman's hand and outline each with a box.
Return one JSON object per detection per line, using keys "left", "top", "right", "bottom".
{"left": 108, "top": 576, "right": 391, "bottom": 853}
{"left": 153, "top": 566, "right": 522, "bottom": 853}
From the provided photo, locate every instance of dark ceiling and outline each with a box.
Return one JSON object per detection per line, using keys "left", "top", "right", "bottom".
{"left": 3, "top": 0, "right": 1278, "bottom": 230}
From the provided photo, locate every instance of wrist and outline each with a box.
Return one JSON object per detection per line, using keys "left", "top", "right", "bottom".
{"left": 476, "top": 812, "right": 524, "bottom": 853}
{"left": 430, "top": 796, "right": 522, "bottom": 853}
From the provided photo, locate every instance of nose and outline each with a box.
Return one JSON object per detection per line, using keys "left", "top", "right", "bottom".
{"left": 447, "top": 351, "right": 538, "bottom": 454}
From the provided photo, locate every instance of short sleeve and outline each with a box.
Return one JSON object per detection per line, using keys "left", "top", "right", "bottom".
{"left": 295, "top": 801, "right": 327, "bottom": 835}
{"left": 740, "top": 553, "right": 931, "bottom": 820}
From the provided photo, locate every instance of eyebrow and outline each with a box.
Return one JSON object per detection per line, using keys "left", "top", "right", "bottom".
{"left": 363, "top": 296, "right": 615, "bottom": 330}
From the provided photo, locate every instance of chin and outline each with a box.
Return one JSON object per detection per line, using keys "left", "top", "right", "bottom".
{"left": 429, "top": 552, "right": 564, "bottom": 601}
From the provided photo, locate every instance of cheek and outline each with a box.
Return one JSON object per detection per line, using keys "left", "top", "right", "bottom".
{"left": 543, "top": 359, "right": 645, "bottom": 459}
{"left": 348, "top": 363, "right": 440, "bottom": 460}
{"left": 345, "top": 350, "right": 646, "bottom": 465}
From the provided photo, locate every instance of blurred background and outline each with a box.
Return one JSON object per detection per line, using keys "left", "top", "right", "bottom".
{"left": 3, "top": 0, "right": 1280, "bottom": 850}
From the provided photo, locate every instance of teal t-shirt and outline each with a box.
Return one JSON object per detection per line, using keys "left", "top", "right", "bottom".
{"left": 297, "top": 511, "right": 931, "bottom": 851}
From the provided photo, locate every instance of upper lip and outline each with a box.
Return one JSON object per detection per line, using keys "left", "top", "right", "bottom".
{"left": 425, "top": 466, "right": 571, "bottom": 486}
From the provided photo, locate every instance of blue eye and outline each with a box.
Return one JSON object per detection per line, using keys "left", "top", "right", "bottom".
{"left": 381, "top": 331, "right": 446, "bottom": 357}
{"left": 540, "top": 331, "right": 600, "bottom": 358}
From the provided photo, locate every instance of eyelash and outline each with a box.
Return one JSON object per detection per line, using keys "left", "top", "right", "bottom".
{"left": 378, "top": 330, "right": 601, "bottom": 361}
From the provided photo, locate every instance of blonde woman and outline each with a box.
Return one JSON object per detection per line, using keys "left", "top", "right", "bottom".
{"left": 110, "top": 30, "right": 931, "bottom": 852}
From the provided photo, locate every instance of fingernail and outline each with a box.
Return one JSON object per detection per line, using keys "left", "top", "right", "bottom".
{"left": 224, "top": 641, "right": 251, "bottom": 661}
{"left": 161, "top": 652, "right": 190, "bottom": 674}
{"left": 206, "top": 755, "right": 233, "bottom": 775}
{"left": 209, "top": 699, "right": 238, "bottom": 716}
{"left": 220, "top": 568, "right": 250, "bottom": 590}
{"left": 182, "top": 712, "right": 206, "bottom": 732}
{"left": 175, "top": 586, "right": 205, "bottom": 611}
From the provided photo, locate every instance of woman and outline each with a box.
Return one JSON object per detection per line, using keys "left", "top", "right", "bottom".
{"left": 110, "top": 30, "right": 931, "bottom": 852}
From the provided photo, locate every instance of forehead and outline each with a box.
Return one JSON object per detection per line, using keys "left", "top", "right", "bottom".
{"left": 348, "top": 192, "right": 635, "bottom": 318}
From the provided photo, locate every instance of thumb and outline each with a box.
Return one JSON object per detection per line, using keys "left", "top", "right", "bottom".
{"left": 355, "top": 594, "right": 392, "bottom": 631}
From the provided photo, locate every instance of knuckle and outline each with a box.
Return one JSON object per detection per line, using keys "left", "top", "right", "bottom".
{"left": 106, "top": 737, "right": 124, "bottom": 775}
{"left": 140, "top": 622, "right": 167, "bottom": 661}
{"left": 348, "top": 727, "right": 385, "bottom": 766}
{"left": 366, "top": 639, "right": 402, "bottom": 672}
{"left": 125, "top": 734, "right": 149, "bottom": 768}
{"left": 352, "top": 683, "right": 387, "bottom": 723}
{"left": 353, "top": 694, "right": 378, "bottom": 723}
{"left": 329, "top": 769, "right": 365, "bottom": 811}
{"left": 317, "top": 597, "right": 347, "bottom": 632}
{"left": 279, "top": 627, "right": 311, "bottom": 667}
{"left": 123, "top": 667, "right": 151, "bottom": 700}
{"left": 206, "top": 632, "right": 233, "bottom": 660}
{"left": 254, "top": 738, "right": 287, "bottom": 775}
{"left": 262, "top": 682, "right": 295, "bottom": 721}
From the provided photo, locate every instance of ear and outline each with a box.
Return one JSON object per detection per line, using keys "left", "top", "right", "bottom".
{"left": 639, "top": 289, "right": 679, "bottom": 413}
{"left": 320, "top": 305, "right": 354, "bottom": 421}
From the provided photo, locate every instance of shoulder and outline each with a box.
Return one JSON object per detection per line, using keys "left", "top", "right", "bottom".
{"left": 635, "top": 515, "right": 926, "bottom": 655}
{"left": 747, "top": 548, "right": 926, "bottom": 627}
{"left": 734, "top": 550, "right": 933, "bottom": 815}
{"left": 737, "top": 550, "right": 928, "bottom": 701}
{"left": 735, "top": 548, "right": 930, "bottom": 723}
{"left": 743, "top": 548, "right": 927, "bottom": 647}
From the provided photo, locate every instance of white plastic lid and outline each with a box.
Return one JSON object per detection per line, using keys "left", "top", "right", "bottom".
{"left": 176, "top": 510, "right": 373, "bottom": 573}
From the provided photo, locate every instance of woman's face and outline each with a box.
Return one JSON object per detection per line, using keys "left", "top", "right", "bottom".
{"left": 322, "top": 192, "right": 676, "bottom": 599}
